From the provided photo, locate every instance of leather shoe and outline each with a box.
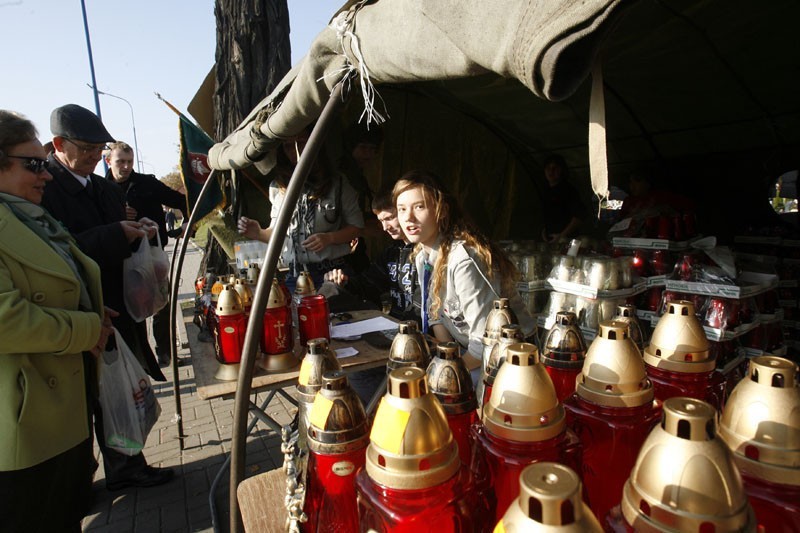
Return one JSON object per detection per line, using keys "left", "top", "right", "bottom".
{"left": 106, "top": 465, "right": 175, "bottom": 491}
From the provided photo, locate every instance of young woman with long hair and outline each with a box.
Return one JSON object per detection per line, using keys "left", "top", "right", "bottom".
{"left": 393, "top": 170, "right": 536, "bottom": 379}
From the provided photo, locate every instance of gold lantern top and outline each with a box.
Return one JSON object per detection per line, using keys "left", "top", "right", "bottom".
{"left": 233, "top": 278, "right": 253, "bottom": 308}
{"left": 614, "top": 304, "right": 646, "bottom": 351}
{"left": 307, "top": 371, "right": 369, "bottom": 455}
{"left": 388, "top": 320, "right": 431, "bottom": 371}
{"left": 246, "top": 264, "right": 260, "bottom": 285}
{"left": 216, "top": 284, "right": 244, "bottom": 316}
{"left": 497, "top": 462, "right": 602, "bottom": 532}
{"left": 266, "top": 278, "right": 288, "bottom": 309}
{"left": 643, "top": 300, "right": 713, "bottom": 373}
{"left": 622, "top": 397, "right": 755, "bottom": 532}
{"left": 297, "top": 338, "right": 342, "bottom": 397}
{"left": 719, "top": 355, "right": 800, "bottom": 486}
{"left": 210, "top": 279, "right": 225, "bottom": 302}
{"left": 427, "top": 342, "right": 476, "bottom": 414}
{"left": 485, "top": 324, "right": 524, "bottom": 378}
{"left": 294, "top": 270, "right": 316, "bottom": 296}
{"left": 483, "top": 343, "right": 566, "bottom": 443}
{"left": 542, "top": 311, "right": 587, "bottom": 367}
{"left": 366, "top": 367, "right": 459, "bottom": 490}
{"left": 482, "top": 298, "right": 518, "bottom": 345}
{"left": 576, "top": 321, "right": 653, "bottom": 408}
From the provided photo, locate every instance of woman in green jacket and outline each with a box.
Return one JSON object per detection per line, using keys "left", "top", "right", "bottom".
{"left": 0, "top": 110, "right": 114, "bottom": 532}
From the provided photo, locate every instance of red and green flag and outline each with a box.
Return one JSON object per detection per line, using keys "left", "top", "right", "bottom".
{"left": 158, "top": 94, "right": 225, "bottom": 229}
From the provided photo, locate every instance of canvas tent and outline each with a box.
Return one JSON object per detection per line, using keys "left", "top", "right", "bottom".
{"left": 197, "top": 2, "right": 799, "bottom": 528}
{"left": 205, "top": 0, "right": 799, "bottom": 241}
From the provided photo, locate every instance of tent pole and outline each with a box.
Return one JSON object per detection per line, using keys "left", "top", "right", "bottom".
{"left": 168, "top": 169, "right": 222, "bottom": 451}
{"left": 229, "top": 81, "right": 346, "bottom": 533}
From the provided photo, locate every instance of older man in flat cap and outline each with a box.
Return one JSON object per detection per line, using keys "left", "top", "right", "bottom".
{"left": 41, "top": 104, "right": 174, "bottom": 491}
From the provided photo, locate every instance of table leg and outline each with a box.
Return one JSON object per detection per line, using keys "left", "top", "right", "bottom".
{"left": 209, "top": 390, "right": 288, "bottom": 532}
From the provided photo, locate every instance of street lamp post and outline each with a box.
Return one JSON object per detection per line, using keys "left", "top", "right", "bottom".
{"left": 87, "top": 84, "right": 143, "bottom": 173}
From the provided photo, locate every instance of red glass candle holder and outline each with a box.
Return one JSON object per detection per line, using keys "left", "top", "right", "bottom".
{"left": 471, "top": 423, "right": 582, "bottom": 524}
{"left": 645, "top": 364, "right": 726, "bottom": 410}
{"left": 564, "top": 396, "right": 661, "bottom": 522}
{"left": 298, "top": 294, "right": 330, "bottom": 345}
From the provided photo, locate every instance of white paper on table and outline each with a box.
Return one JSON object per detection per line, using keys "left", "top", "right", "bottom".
{"left": 335, "top": 347, "right": 359, "bottom": 359}
{"left": 330, "top": 316, "right": 398, "bottom": 339}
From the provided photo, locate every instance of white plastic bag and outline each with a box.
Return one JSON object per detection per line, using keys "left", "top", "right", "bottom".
{"left": 123, "top": 236, "right": 167, "bottom": 321}
{"left": 98, "top": 328, "right": 161, "bottom": 456}
{"left": 150, "top": 233, "right": 170, "bottom": 311}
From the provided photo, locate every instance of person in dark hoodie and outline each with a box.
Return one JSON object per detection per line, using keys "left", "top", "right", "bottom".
{"left": 323, "top": 189, "right": 420, "bottom": 324}
{"left": 105, "top": 141, "right": 187, "bottom": 366}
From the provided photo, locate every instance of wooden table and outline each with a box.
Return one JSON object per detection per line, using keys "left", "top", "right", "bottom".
{"left": 182, "top": 307, "right": 397, "bottom": 531}
{"left": 185, "top": 308, "right": 395, "bottom": 401}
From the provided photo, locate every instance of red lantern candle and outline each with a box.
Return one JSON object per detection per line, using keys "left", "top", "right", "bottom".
{"left": 720, "top": 356, "right": 800, "bottom": 533}
{"left": 564, "top": 321, "right": 661, "bottom": 522}
{"left": 643, "top": 300, "right": 726, "bottom": 410}
{"left": 541, "top": 312, "right": 587, "bottom": 403}
{"left": 298, "top": 294, "right": 331, "bottom": 345}
{"left": 356, "top": 367, "right": 487, "bottom": 532}
{"left": 473, "top": 343, "right": 582, "bottom": 523}
{"left": 303, "top": 371, "right": 369, "bottom": 533}
{"left": 427, "top": 342, "right": 478, "bottom": 467}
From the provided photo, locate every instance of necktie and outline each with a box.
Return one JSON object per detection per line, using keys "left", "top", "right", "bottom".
{"left": 84, "top": 178, "right": 94, "bottom": 197}
{"left": 421, "top": 262, "right": 432, "bottom": 333}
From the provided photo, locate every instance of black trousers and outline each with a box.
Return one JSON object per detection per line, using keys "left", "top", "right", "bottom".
{"left": 152, "top": 297, "right": 171, "bottom": 357}
{"left": 0, "top": 438, "right": 93, "bottom": 533}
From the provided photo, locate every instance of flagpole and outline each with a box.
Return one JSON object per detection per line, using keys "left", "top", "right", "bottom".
{"left": 80, "top": 0, "right": 107, "bottom": 173}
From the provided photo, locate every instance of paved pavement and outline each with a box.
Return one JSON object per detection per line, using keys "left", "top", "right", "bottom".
{"left": 82, "top": 239, "right": 295, "bottom": 532}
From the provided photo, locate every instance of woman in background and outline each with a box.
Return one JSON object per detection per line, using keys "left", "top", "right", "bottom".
{"left": 0, "top": 110, "right": 114, "bottom": 531}
{"left": 393, "top": 170, "right": 536, "bottom": 381}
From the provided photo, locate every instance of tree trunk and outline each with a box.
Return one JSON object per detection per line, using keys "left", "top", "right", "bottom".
{"left": 213, "top": 0, "right": 291, "bottom": 141}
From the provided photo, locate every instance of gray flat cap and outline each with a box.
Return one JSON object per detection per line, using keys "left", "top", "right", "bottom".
{"left": 50, "top": 104, "right": 114, "bottom": 143}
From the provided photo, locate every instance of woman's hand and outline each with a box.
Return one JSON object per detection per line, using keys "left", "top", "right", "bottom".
{"left": 238, "top": 217, "right": 264, "bottom": 241}
{"left": 302, "top": 232, "right": 333, "bottom": 253}
{"left": 90, "top": 306, "right": 119, "bottom": 358}
{"left": 324, "top": 268, "right": 349, "bottom": 286}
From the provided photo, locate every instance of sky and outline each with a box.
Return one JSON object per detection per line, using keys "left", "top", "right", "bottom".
{"left": 1, "top": 0, "right": 336, "bottom": 177}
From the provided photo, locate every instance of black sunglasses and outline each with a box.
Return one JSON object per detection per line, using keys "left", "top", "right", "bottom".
{"left": 7, "top": 155, "right": 50, "bottom": 174}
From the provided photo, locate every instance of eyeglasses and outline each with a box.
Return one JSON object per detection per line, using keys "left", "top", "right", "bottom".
{"left": 7, "top": 155, "right": 50, "bottom": 174}
{"left": 62, "top": 138, "right": 109, "bottom": 154}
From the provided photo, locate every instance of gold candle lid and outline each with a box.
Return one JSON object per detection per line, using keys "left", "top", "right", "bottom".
{"left": 216, "top": 285, "right": 244, "bottom": 316}
{"left": 542, "top": 311, "right": 587, "bottom": 367}
{"left": 614, "top": 304, "right": 646, "bottom": 351}
{"left": 483, "top": 343, "right": 566, "bottom": 442}
{"left": 246, "top": 264, "right": 260, "bottom": 285}
{"left": 295, "top": 270, "right": 316, "bottom": 296}
{"left": 497, "top": 462, "right": 602, "bottom": 532}
{"left": 297, "top": 338, "right": 341, "bottom": 397}
{"left": 427, "top": 342, "right": 476, "bottom": 414}
{"left": 576, "top": 321, "right": 654, "bottom": 408}
{"left": 482, "top": 298, "right": 518, "bottom": 345}
{"left": 267, "top": 278, "right": 288, "bottom": 309}
{"left": 210, "top": 280, "right": 225, "bottom": 302}
{"left": 233, "top": 278, "right": 253, "bottom": 308}
{"left": 485, "top": 324, "right": 524, "bottom": 378}
{"left": 719, "top": 355, "right": 800, "bottom": 486}
{"left": 365, "top": 367, "right": 459, "bottom": 490}
{"left": 307, "top": 371, "right": 369, "bottom": 454}
{"left": 643, "top": 300, "right": 713, "bottom": 372}
{"left": 622, "top": 397, "right": 755, "bottom": 532}
{"left": 388, "top": 321, "right": 431, "bottom": 371}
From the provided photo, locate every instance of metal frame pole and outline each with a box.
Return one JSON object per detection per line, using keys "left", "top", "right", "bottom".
{"left": 229, "top": 82, "right": 345, "bottom": 533}
{"left": 168, "top": 169, "right": 221, "bottom": 450}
